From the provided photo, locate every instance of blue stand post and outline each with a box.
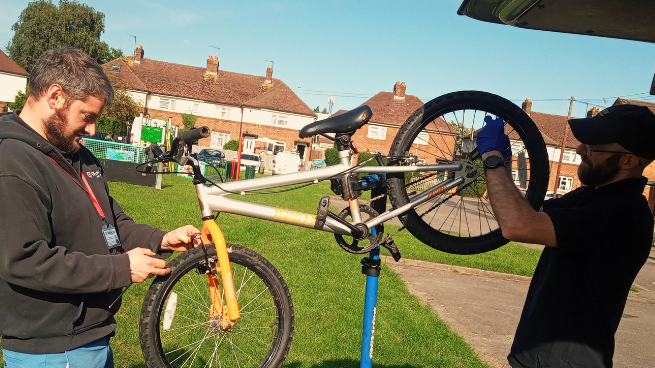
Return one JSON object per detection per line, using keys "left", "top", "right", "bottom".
{"left": 360, "top": 168, "right": 387, "bottom": 368}
{"left": 360, "top": 226, "right": 380, "bottom": 368}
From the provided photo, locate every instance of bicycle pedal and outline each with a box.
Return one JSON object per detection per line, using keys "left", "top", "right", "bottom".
{"left": 314, "top": 195, "right": 330, "bottom": 229}
{"left": 381, "top": 238, "right": 401, "bottom": 262}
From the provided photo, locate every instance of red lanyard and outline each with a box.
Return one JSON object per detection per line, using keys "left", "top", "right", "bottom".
{"left": 49, "top": 157, "right": 106, "bottom": 220}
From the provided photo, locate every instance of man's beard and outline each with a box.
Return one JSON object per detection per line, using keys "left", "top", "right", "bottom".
{"left": 578, "top": 153, "right": 622, "bottom": 186}
{"left": 43, "top": 104, "right": 82, "bottom": 154}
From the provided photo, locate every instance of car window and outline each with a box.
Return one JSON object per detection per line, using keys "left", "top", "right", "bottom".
{"left": 241, "top": 154, "right": 259, "bottom": 161}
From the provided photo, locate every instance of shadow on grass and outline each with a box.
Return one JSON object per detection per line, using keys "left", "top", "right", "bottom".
{"left": 285, "top": 360, "right": 426, "bottom": 368}
{"left": 129, "top": 359, "right": 426, "bottom": 368}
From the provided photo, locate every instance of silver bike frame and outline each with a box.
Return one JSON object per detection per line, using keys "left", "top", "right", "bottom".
{"left": 194, "top": 160, "right": 477, "bottom": 237}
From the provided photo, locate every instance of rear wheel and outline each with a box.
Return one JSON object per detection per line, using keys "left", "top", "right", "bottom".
{"left": 387, "top": 91, "right": 549, "bottom": 254}
{"left": 140, "top": 244, "right": 294, "bottom": 368}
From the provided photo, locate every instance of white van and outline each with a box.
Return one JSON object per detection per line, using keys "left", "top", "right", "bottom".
{"left": 273, "top": 152, "right": 301, "bottom": 175}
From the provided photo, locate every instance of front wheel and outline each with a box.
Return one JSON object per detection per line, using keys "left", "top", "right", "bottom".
{"left": 140, "top": 244, "right": 294, "bottom": 368}
{"left": 387, "top": 91, "right": 549, "bottom": 254}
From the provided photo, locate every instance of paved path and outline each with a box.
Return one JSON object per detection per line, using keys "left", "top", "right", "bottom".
{"left": 383, "top": 249, "right": 655, "bottom": 367}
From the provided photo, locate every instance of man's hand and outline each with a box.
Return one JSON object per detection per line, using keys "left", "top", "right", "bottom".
{"left": 127, "top": 248, "right": 170, "bottom": 283}
{"left": 160, "top": 224, "right": 201, "bottom": 252}
{"left": 477, "top": 116, "right": 512, "bottom": 164}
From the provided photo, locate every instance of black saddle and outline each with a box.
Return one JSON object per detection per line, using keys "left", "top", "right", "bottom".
{"left": 299, "top": 105, "right": 373, "bottom": 138}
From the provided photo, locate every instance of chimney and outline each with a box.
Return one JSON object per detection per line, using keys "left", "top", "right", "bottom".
{"left": 587, "top": 107, "right": 602, "bottom": 118}
{"left": 265, "top": 65, "right": 273, "bottom": 83}
{"left": 393, "top": 81, "right": 406, "bottom": 100}
{"left": 134, "top": 45, "right": 144, "bottom": 64}
{"left": 522, "top": 98, "right": 532, "bottom": 115}
{"left": 204, "top": 56, "right": 218, "bottom": 81}
{"left": 206, "top": 56, "right": 218, "bottom": 75}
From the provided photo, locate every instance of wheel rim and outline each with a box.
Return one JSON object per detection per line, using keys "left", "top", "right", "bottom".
{"left": 155, "top": 255, "right": 282, "bottom": 368}
{"left": 393, "top": 98, "right": 544, "bottom": 245}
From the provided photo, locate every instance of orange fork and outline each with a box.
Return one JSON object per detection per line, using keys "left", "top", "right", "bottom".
{"left": 201, "top": 219, "right": 241, "bottom": 330}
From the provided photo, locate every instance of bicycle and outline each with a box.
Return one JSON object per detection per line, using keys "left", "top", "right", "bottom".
{"left": 137, "top": 90, "right": 550, "bottom": 368}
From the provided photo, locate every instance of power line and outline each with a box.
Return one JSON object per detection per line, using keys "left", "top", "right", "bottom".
{"left": 295, "top": 87, "right": 654, "bottom": 105}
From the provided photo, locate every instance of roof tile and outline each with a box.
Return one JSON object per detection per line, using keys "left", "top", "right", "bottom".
{"left": 0, "top": 50, "right": 29, "bottom": 76}
{"left": 360, "top": 91, "right": 456, "bottom": 133}
{"left": 103, "top": 57, "right": 314, "bottom": 116}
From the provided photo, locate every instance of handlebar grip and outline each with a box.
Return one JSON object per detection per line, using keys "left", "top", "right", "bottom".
{"left": 178, "top": 126, "right": 210, "bottom": 144}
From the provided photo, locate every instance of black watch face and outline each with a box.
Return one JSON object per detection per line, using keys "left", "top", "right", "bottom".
{"left": 484, "top": 155, "right": 504, "bottom": 169}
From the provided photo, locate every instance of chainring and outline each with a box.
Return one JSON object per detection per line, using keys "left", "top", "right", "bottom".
{"left": 334, "top": 204, "right": 383, "bottom": 254}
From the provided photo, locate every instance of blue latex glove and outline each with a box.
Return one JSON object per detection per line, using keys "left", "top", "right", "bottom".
{"left": 477, "top": 115, "right": 512, "bottom": 164}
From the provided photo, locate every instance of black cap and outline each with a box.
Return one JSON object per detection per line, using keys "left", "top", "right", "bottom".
{"left": 568, "top": 104, "right": 655, "bottom": 160}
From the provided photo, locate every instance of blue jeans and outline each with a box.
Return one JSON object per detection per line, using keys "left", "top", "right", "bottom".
{"left": 3, "top": 338, "right": 113, "bottom": 368}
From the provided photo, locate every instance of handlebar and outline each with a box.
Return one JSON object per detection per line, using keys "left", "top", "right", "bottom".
{"left": 146, "top": 126, "right": 211, "bottom": 172}
{"left": 178, "top": 126, "right": 210, "bottom": 144}
{"left": 169, "top": 126, "right": 210, "bottom": 160}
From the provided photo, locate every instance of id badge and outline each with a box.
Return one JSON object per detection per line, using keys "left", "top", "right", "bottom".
{"left": 102, "top": 222, "right": 122, "bottom": 250}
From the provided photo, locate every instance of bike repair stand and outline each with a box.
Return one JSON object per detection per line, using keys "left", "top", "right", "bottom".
{"left": 359, "top": 185, "right": 387, "bottom": 368}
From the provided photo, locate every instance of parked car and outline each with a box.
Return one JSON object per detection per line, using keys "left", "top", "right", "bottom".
{"left": 239, "top": 153, "right": 261, "bottom": 172}
{"left": 273, "top": 152, "right": 302, "bottom": 175}
{"left": 197, "top": 149, "right": 224, "bottom": 166}
{"left": 544, "top": 191, "right": 564, "bottom": 201}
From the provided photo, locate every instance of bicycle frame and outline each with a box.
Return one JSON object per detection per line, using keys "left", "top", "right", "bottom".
{"left": 192, "top": 158, "right": 479, "bottom": 328}
{"left": 196, "top": 162, "right": 476, "bottom": 234}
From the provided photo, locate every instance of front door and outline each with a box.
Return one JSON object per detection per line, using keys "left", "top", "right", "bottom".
{"left": 296, "top": 143, "right": 307, "bottom": 160}
{"left": 244, "top": 136, "right": 255, "bottom": 153}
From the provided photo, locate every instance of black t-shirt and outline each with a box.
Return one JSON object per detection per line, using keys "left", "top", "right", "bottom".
{"left": 508, "top": 177, "right": 653, "bottom": 368}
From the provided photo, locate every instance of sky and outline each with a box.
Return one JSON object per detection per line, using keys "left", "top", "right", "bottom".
{"left": 2, "top": 0, "right": 654, "bottom": 119}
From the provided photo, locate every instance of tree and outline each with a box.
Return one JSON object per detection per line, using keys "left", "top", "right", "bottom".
{"left": 9, "top": 87, "right": 28, "bottom": 110}
{"left": 324, "top": 148, "right": 339, "bottom": 166}
{"left": 6, "top": 0, "right": 123, "bottom": 72}
{"left": 321, "top": 108, "right": 328, "bottom": 114}
{"left": 96, "top": 77, "right": 141, "bottom": 136}
{"left": 96, "top": 116, "right": 126, "bottom": 136}
{"left": 223, "top": 139, "right": 239, "bottom": 151}
{"left": 313, "top": 106, "right": 320, "bottom": 113}
{"left": 181, "top": 113, "right": 197, "bottom": 132}
{"left": 448, "top": 121, "right": 473, "bottom": 138}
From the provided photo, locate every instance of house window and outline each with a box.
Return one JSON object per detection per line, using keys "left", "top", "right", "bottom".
{"left": 271, "top": 114, "right": 287, "bottom": 126}
{"left": 277, "top": 116, "right": 287, "bottom": 126}
{"left": 562, "top": 150, "right": 577, "bottom": 163}
{"left": 267, "top": 141, "right": 285, "bottom": 154}
{"left": 159, "top": 98, "right": 176, "bottom": 111}
{"left": 221, "top": 107, "right": 231, "bottom": 118}
{"left": 193, "top": 103, "right": 199, "bottom": 114}
{"left": 512, "top": 169, "right": 520, "bottom": 185}
{"left": 413, "top": 131, "right": 430, "bottom": 145}
{"left": 511, "top": 143, "right": 523, "bottom": 156}
{"left": 211, "top": 132, "right": 230, "bottom": 148}
{"left": 558, "top": 176, "right": 573, "bottom": 191}
{"left": 367, "top": 126, "right": 387, "bottom": 140}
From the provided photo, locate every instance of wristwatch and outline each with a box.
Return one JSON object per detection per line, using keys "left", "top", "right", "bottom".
{"left": 483, "top": 155, "right": 505, "bottom": 170}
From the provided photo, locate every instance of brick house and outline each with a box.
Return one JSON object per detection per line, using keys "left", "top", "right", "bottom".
{"left": 516, "top": 98, "right": 655, "bottom": 211}
{"left": 519, "top": 99, "right": 584, "bottom": 194}
{"left": 103, "top": 46, "right": 316, "bottom": 159}
{"left": 325, "top": 82, "right": 458, "bottom": 162}
{"left": 0, "top": 50, "right": 29, "bottom": 113}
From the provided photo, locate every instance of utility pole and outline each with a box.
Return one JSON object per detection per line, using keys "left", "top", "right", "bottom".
{"left": 553, "top": 96, "right": 575, "bottom": 196}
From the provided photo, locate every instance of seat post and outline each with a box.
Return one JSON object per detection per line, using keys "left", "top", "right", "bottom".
{"left": 336, "top": 133, "right": 352, "bottom": 166}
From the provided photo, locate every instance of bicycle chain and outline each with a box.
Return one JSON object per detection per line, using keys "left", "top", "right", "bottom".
{"left": 379, "top": 176, "right": 480, "bottom": 244}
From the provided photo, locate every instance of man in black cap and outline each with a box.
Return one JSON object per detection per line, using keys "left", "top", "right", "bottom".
{"left": 476, "top": 104, "right": 655, "bottom": 367}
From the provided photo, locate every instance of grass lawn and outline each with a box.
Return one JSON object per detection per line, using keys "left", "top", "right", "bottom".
{"left": 107, "top": 175, "right": 521, "bottom": 367}
{"left": 0, "top": 175, "right": 542, "bottom": 367}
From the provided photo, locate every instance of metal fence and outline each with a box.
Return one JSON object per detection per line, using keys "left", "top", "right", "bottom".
{"left": 81, "top": 138, "right": 149, "bottom": 164}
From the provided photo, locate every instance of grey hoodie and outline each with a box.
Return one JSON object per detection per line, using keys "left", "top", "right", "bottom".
{"left": 0, "top": 110, "right": 168, "bottom": 354}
